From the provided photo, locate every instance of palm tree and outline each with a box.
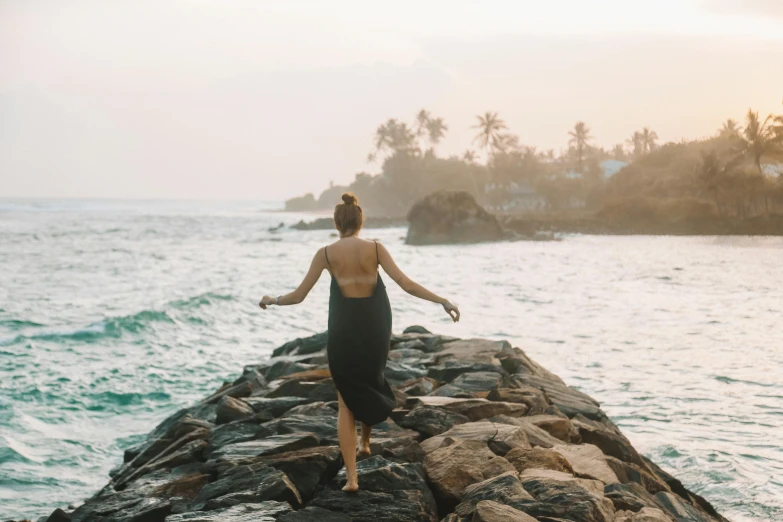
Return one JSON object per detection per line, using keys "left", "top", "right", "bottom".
{"left": 462, "top": 150, "right": 476, "bottom": 164}
{"left": 373, "top": 119, "right": 417, "bottom": 157}
{"left": 472, "top": 112, "right": 507, "bottom": 153}
{"left": 741, "top": 109, "right": 779, "bottom": 174}
{"left": 640, "top": 127, "right": 658, "bottom": 154}
{"left": 720, "top": 119, "right": 742, "bottom": 139}
{"left": 627, "top": 131, "right": 643, "bottom": 158}
{"left": 415, "top": 109, "right": 431, "bottom": 137}
{"left": 568, "top": 121, "right": 592, "bottom": 171}
{"left": 611, "top": 144, "right": 626, "bottom": 160}
{"left": 426, "top": 117, "right": 448, "bottom": 146}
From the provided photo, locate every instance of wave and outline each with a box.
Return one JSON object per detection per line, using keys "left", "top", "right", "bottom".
{"left": 0, "top": 319, "right": 46, "bottom": 330}
{"left": 168, "top": 292, "right": 233, "bottom": 310}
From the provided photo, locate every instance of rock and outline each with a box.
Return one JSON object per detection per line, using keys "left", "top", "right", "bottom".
{"left": 614, "top": 507, "right": 672, "bottom": 522}
{"left": 571, "top": 414, "right": 646, "bottom": 467}
{"left": 408, "top": 396, "right": 526, "bottom": 421}
{"left": 242, "top": 396, "right": 312, "bottom": 417}
{"left": 216, "top": 396, "right": 255, "bottom": 424}
{"left": 385, "top": 361, "right": 428, "bottom": 385}
{"left": 271, "top": 331, "right": 329, "bottom": 357}
{"left": 44, "top": 508, "right": 72, "bottom": 522}
{"left": 191, "top": 462, "right": 301, "bottom": 510}
{"left": 492, "top": 383, "right": 548, "bottom": 414}
{"left": 405, "top": 190, "right": 505, "bottom": 245}
{"left": 403, "top": 325, "right": 432, "bottom": 334}
{"left": 423, "top": 439, "right": 515, "bottom": 506}
{"left": 278, "top": 506, "right": 352, "bottom": 521}
{"left": 434, "top": 339, "right": 512, "bottom": 365}
{"left": 378, "top": 438, "right": 426, "bottom": 463}
{"left": 210, "top": 433, "right": 320, "bottom": 463}
{"left": 454, "top": 471, "right": 535, "bottom": 517}
{"left": 396, "top": 377, "right": 440, "bottom": 396}
{"left": 642, "top": 456, "right": 726, "bottom": 521}
{"left": 263, "top": 360, "right": 316, "bottom": 382}
{"left": 505, "top": 447, "right": 574, "bottom": 474}
{"left": 526, "top": 414, "right": 578, "bottom": 443}
{"left": 430, "top": 371, "right": 505, "bottom": 397}
{"left": 275, "top": 414, "right": 338, "bottom": 444}
{"left": 420, "top": 421, "right": 531, "bottom": 456}
{"left": 518, "top": 468, "right": 615, "bottom": 522}
{"left": 334, "top": 456, "right": 433, "bottom": 499}
{"left": 208, "top": 419, "right": 266, "bottom": 449}
{"left": 604, "top": 482, "right": 666, "bottom": 512}
{"left": 284, "top": 401, "right": 337, "bottom": 417}
{"left": 265, "top": 377, "right": 337, "bottom": 402}
{"left": 486, "top": 415, "right": 565, "bottom": 448}
{"left": 512, "top": 374, "right": 603, "bottom": 420}
{"left": 427, "top": 362, "right": 506, "bottom": 383}
{"left": 471, "top": 500, "right": 538, "bottom": 522}
{"left": 166, "top": 502, "right": 292, "bottom": 522}
{"left": 552, "top": 444, "right": 619, "bottom": 485}
{"left": 398, "top": 404, "right": 470, "bottom": 437}
{"left": 310, "top": 489, "right": 438, "bottom": 522}
{"left": 604, "top": 456, "right": 670, "bottom": 495}
{"left": 256, "top": 446, "right": 342, "bottom": 501}
{"left": 68, "top": 491, "right": 171, "bottom": 522}
{"left": 655, "top": 491, "right": 714, "bottom": 522}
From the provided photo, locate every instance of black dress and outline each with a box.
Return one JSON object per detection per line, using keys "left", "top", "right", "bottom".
{"left": 325, "top": 241, "right": 396, "bottom": 425}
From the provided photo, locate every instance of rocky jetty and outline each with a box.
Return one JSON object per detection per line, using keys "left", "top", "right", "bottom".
{"left": 290, "top": 217, "right": 406, "bottom": 231}
{"left": 27, "top": 328, "right": 727, "bottom": 522}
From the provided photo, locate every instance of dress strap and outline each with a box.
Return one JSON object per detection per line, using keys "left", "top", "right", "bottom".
{"left": 374, "top": 240, "right": 379, "bottom": 266}
{"left": 324, "top": 246, "right": 332, "bottom": 271}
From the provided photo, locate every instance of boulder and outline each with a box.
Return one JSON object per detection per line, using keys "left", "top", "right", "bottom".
{"left": 264, "top": 377, "right": 337, "bottom": 402}
{"left": 253, "top": 446, "right": 342, "bottom": 501}
{"left": 408, "top": 396, "right": 526, "bottom": 421}
{"left": 430, "top": 371, "right": 505, "bottom": 397}
{"left": 216, "top": 396, "right": 255, "bottom": 424}
{"left": 552, "top": 444, "right": 619, "bottom": 485}
{"left": 189, "top": 462, "right": 301, "bottom": 510}
{"left": 471, "top": 500, "right": 538, "bottom": 522}
{"left": 278, "top": 507, "right": 352, "bottom": 521}
{"left": 517, "top": 468, "right": 616, "bottom": 522}
{"left": 263, "top": 361, "right": 316, "bottom": 382}
{"left": 512, "top": 374, "right": 603, "bottom": 420}
{"left": 604, "top": 482, "right": 667, "bottom": 512}
{"left": 486, "top": 415, "right": 564, "bottom": 448}
{"left": 422, "top": 439, "right": 515, "bottom": 506}
{"left": 526, "top": 414, "right": 578, "bottom": 443}
{"left": 655, "top": 492, "right": 714, "bottom": 522}
{"left": 604, "top": 456, "right": 670, "bottom": 495}
{"left": 454, "top": 471, "right": 535, "bottom": 517}
{"left": 385, "top": 361, "right": 428, "bottom": 385}
{"left": 427, "top": 362, "right": 507, "bottom": 383}
{"left": 68, "top": 491, "right": 172, "bottom": 522}
{"left": 487, "top": 388, "right": 548, "bottom": 415}
{"left": 209, "top": 433, "right": 320, "bottom": 463}
{"left": 166, "top": 502, "right": 292, "bottom": 522}
{"left": 398, "top": 404, "right": 470, "bottom": 438}
{"left": 434, "top": 338, "right": 512, "bottom": 365}
{"left": 242, "top": 396, "right": 312, "bottom": 418}
{"left": 406, "top": 190, "right": 505, "bottom": 245}
{"left": 505, "top": 447, "right": 574, "bottom": 475}
{"left": 271, "top": 331, "right": 328, "bottom": 357}
{"left": 614, "top": 507, "right": 672, "bottom": 522}
{"left": 571, "top": 414, "right": 646, "bottom": 467}
{"left": 396, "top": 377, "right": 441, "bottom": 396}
{"left": 403, "top": 325, "right": 432, "bottom": 334}
{"left": 310, "top": 489, "right": 438, "bottom": 522}
{"left": 420, "top": 421, "right": 531, "bottom": 456}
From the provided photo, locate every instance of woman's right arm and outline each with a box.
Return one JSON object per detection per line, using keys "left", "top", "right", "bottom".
{"left": 377, "top": 242, "right": 460, "bottom": 322}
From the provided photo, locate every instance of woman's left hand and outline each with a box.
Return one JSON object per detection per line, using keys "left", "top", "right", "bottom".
{"left": 259, "top": 295, "right": 276, "bottom": 310}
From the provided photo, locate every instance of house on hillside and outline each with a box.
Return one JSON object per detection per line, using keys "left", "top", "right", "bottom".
{"left": 762, "top": 163, "right": 783, "bottom": 178}
{"left": 563, "top": 159, "right": 628, "bottom": 180}
{"left": 484, "top": 181, "right": 546, "bottom": 212}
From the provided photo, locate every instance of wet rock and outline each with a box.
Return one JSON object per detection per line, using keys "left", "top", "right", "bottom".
{"left": 427, "top": 362, "right": 506, "bottom": 383}
{"left": 433, "top": 339, "right": 512, "bottom": 365}
{"left": 271, "top": 331, "right": 329, "bottom": 357}
{"left": 208, "top": 419, "right": 265, "bottom": 449}
{"left": 278, "top": 506, "right": 352, "bottom": 521}
{"left": 275, "top": 414, "right": 338, "bottom": 444}
{"left": 642, "top": 456, "right": 727, "bottom": 521}
{"left": 420, "top": 421, "right": 531, "bottom": 456}
{"left": 391, "top": 338, "right": 430, "bottom": 352}
{"left": 256, "top": 446, "right": 342, "bottom": 501}
{"left": 167, "top": 501, "right": 292, "bottom": 522}
{"left": 210, "top": 433, "right": 320, "bottom": 463}
{"left": 486, "top": 415, "right": 564, "bottom": 448}
{"left": 487, "top": 387, "right": 548, "bottom": 415}
{"left": 423, "top": 439, "right": 515, "bottom": 506}
{"left": 242, "top": 396, "right": 312, "bottom": 418}
{"left": 655, "top": 492, "right": 714, "bottom": 522}
{"left": 552, "top": 444, "right": 619, "bottom": 485}
{"left": 263, "top": 360, "right": 316, "bottom": 382}
{"left": 430, "top": 371, "right": 505, "bottom": 397}
{"left": 408, "top": 396, "right": 526, "bottom": 421}
{"left": 190, "top": 462, "right": 301, "bottom": 510}
{"left": 472, "top": 500, "right": 538, "bottom": 522}
{"left": 216, "top": 396, "right": 255, "bottom": 424}
{"left": 265, "top": 377, "right": 337, "bottom": 402}
{"left": 398, "top": 404, "right": 470, "bottom": 437}
{"left": 396, "top": 377, "right": 440, "bottom": 396}
{"left": 505, "top": 447, "right": 574, "bottom": 474}
{"left": 571, "top": 414, "right": 646, "bottom": 467}
{"left": 520, "top": 468, "right": 606, "bottom": 497}
{"left": 605, "top": 456, "right": 670, "bottom": 495}
{"left": 283, "top": 401, "right": 336, "bottom": 417}
{"left": 69, "top": 491, "right": 171, "bottom": 522}
{"left": 44, "top": 508, "right": 72, "bottom": 522}
{"left": 310, "top": 489, "right": 438, "bottom": 522}
{"left": 454, "top": 471, "right": 535, "bottom": 518}
{"left": 405, "top": 190, "right": 505, "bottom": 245}
{"left": 403, "top": 325, "right": 431, "bottom": 334}
{"left": 333, "top": 455, "right": 433, "bottom": 499}
{"left": 377, "top": 438, "right": 426, "bottom": 463}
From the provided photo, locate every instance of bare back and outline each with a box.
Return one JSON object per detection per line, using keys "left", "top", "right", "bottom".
{"left": 324, "top": 237, "right": 379, "bottom": 298}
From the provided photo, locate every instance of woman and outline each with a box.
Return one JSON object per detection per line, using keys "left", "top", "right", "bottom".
{"left": 259, "top": 193, "right": 459, "bottom": 492}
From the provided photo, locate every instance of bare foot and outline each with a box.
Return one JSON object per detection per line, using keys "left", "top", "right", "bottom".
{"left": 358, "top": 441, "right": 371, "bottom": 456}
{"left": 342, "top": 480, "right": 359, "bottom": 492}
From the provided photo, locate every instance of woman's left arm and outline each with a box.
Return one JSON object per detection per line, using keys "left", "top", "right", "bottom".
{"left": 259, "top": 248, "right": 326, "bottom": 309}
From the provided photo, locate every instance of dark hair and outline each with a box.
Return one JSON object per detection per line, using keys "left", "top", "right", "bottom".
{"left": 334, "top": 192, "right": 363, "bottom": 235}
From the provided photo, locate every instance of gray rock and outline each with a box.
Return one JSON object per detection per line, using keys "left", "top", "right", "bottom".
{"left": 604, "top": 482, "right": 667, "bottom": 512}
{"left": 384, "top": 361, "right": 428, "bottom": 385}
{"left": 167, "top": 501, "right": 292, "bottom": 522}
{"left": 406, "top": 190, "right": 505, "bottom": 245}
{"left": 398, "top": 404, "right": 470, "bottom": 438}
{"left": 310, "top": 489, "right": 438, "bottom": 522}
{"left": 655, "top": 491, "right": 714, "bottom": 522}
{"left": 264, "top": 360, "right": 316, "bottom": 382}
{"left": 278, "top": 506, "right": 352, "bottom": 521}
{"left": 271, "top": 331, "right": 328, "bottom": 357}
{"left": 454, "top": 471, "right": 535, "bottom": 517}
{"left": 486, "top": 415, "right": 563, "bottom": 448}
{"left": 427, "top": 362, "right": 506, "bottom": 383}
{"left": 190, "top": 462, "right": 301, "bottom": 510}
{"left": 407, "top": 396, "right": 526, "bottom": 422}
{"left": 504, "top": 447, "right": 574, "bottom": 475}
{"left": 430, "top": 371, "right": 505, "bottom": 397}
{"left": 396, "top": 377, "right": 440, "bottom": 396}
{"left": 512, "top": 375, "right": 603, "bottom": 420}
{"left": 420, "top": 421, "right": 531, "bottom": 456}
{"left": 517, "top": 469, "right": 616, "bottom": 522}
{"left": 255, "top": 446, "right": 343, "bottom": 501}
{"left": 216, "top": 395, "right": 255, "bottom": 424}
{"left": 551, "top": 444, "right": 619, "bottom": 485}
{"left": 242, "top": 396, "right": 312, "bottom": 417}
{"left": 403, "top": 325, "right": 432, "bottom": 334}
{"left": 210, "top": 433, "right": 320, "bottom": 463}
{"left": 472, "top": 500, "right": 538, "bottom": 522}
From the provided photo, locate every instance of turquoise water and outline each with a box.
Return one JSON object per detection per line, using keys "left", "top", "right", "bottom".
{"left": 1, "top": 199, "right": 781, "bottom": 521}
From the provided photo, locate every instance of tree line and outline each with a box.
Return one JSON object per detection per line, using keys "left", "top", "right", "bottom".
{"left": 285, "top": 105, "right": 783, "bottom": 218}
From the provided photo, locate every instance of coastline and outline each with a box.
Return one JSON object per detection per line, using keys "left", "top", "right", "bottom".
{"left": 26, "top": 328, "right": 729, "bottom": 522}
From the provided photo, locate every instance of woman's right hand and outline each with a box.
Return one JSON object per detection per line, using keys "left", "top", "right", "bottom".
{"left": 442, "top": 301, "right": 460, "bottom": 322}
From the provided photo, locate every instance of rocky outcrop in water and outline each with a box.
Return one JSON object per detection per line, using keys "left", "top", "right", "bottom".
{"left": 406, "top": 191, "right": 507, "bottom": 245}
{"left": 28, "top": 327, "right": 727, "bottom": 522}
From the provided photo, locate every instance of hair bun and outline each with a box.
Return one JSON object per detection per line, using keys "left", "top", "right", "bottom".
{"left": 341, "top": 192, "right": 358, "bottom": 206}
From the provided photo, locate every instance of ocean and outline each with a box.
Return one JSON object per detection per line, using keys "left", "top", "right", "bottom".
{"left": 0, "top": 199, "right": 781, "bottom": 521}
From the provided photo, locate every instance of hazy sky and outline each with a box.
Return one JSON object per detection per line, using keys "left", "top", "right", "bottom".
{"left": 2, "top": 0, "right": 782, "bottom": 200}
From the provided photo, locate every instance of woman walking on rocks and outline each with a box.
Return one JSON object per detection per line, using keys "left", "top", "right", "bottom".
{"left": 259, "top": 192, "right": 460, "bottom": 491}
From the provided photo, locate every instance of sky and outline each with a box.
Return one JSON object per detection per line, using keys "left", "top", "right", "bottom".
{"left": 1, "top": 0, "right": 782, "bottom": 200}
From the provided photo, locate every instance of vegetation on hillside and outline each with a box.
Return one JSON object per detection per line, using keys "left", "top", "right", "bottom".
{"left": 285, "top": 104, "right": 783, "bottom": 219}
